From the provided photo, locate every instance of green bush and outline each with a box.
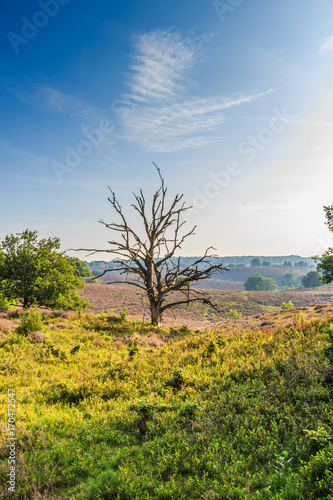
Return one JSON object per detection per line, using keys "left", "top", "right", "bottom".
{"left": 16, "top": 310, "right": 45, "bottom": 336}
{"left": 229, "top": 308, "right": 242, "bottom": 318}
{"left": 0, "top": 291, "right": 17, "bottom": 311}
{"left": 281, "top": 300, "right": 294, "bottom": 310}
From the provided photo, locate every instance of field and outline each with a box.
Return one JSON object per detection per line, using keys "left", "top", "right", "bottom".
{"left": 79, "top": 283, "right": 333, "bottom": 328}
{"left": 1, "top": 295, "right": 333, "bottom": 499}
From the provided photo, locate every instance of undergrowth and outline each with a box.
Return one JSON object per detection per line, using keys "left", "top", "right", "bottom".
{"left": 0, "top": 310, "right": 333, "bottom": 499}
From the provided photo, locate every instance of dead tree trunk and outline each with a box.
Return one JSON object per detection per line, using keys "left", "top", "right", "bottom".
{"left": 73, "top": 164, "right": 228, "bottom": 324}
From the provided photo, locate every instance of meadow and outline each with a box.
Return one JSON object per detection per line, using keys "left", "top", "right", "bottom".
{"left": 1, "top": 291, "right": 333, "bottom": 499}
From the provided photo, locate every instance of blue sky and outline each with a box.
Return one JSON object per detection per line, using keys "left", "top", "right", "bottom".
{"left": 1, "top": 0, "right": 333, "bottom": 259}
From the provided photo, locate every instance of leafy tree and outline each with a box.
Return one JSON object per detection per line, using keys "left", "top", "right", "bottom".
{"left": 244, "top": 274, "right": 278, "bottom": 291}
{"left": 66, "top": 256, "right": 93, "bottom": 277}
{"left": 281, "top": 273, "right": 296, "bottom": 289}
{"left": 262, "top": 261, "right": 271, "bottom": 266}
{"left": 284, "top": 260, "right": 292, "bottom": 266}
{"left": 302, "top": 271, "right": 322, "bottom": 289}
{"left": 314, "top": 204, "right": 333, "bottom": 284}
{"left": 0, "top": 230, "right": 88, "bottom": 310}
{"left": 75, "top": 165, "right": 228, "bottom": 325}
{"left": 251, "top": 258, "right": 261, "bottom": 267}
{"left": 297, "top": 261, "right": 308, "bottom": 268}
{"left": 295, "top": 275, "right": 305, "bottom": 288}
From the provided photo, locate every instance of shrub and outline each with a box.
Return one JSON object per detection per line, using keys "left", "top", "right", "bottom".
{"left": 0, "top": 292, "right": 17, "bottom": 312}
{"left": 30, "top": 331, "right": 46, "bottom": 343}
{"left": 281, "top": 300, "right": 294, "bottom": 310}
{"left": 16, "top": 311, "right": 45, "bottom": 336}
{"left": 322, "top": 324, "right": 333, "bottom": 364}
{"left": 229, "top": 308, "right": 242, "bottom": 318}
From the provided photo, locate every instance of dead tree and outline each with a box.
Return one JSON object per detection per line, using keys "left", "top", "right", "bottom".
{"left": 77, "top": 164, "right": 228, "bottom": 325}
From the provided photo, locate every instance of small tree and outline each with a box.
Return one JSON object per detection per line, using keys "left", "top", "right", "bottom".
{"left": 302, "top": 271, "right": 322, "bottom": 290}
{"left": 314, "top": 204, "right": 333, "bottom": 284}
{"left": 244, "top": 274, "right": 278, "bottom": 291}
{"left": 75, "top": 165, "right": 228, "bottom": 325}
{"left": 0, "top": 230, "right": 88, "bottom": 310}
{"left": 251, "top": 258, "right": 261, "bottom": 267}
{"left": 281, "top": 273, "right": 296, "bottom": 289}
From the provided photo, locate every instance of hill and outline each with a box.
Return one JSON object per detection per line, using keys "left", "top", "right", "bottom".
{"left": 78, "top": 284, "right": 333, "bottom": 328}
{"left": 0, "top": 304, "right": 333, "bottom": 498}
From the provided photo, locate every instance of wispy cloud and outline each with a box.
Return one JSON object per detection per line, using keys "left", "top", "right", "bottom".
{"left": 319, "top": 35, "right": 333, "bottom": 52}
{"left": 119, "top": 92, "right": 271, "bottom": 152}
{"left": 119, "top": 29, "right": 274, "bottom": 152}
{"left": 124, "top": 29, "right": 197, "bottom": 103}
{"left": 5, "top": 82, "right": 93, "bottom": 116}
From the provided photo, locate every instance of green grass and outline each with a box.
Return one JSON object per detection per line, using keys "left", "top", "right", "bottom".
{"left": 1, "top": 310, "right": 333, "bottom": 499}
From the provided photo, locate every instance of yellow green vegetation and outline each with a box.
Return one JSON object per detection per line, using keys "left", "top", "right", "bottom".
{"left": 1, "top": 308, "right": 333, "bottom": 499}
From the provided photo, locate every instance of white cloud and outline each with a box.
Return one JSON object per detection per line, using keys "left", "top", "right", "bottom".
{"left": 319, "top": 35, "right": 333, "bottom": 52}
{"left": 125, "top": 29, "right": 197, "bottom": 103}
{"left": 120, "top": 29, "right": 274, "bottom": 152}
{"left": 120, "top": 92, "right": 271, "bottom": 152}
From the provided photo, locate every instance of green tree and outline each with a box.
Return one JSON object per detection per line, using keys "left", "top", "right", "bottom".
{"left": 314, "top": 204, "right": 333, "bottom": 284}
{"left": 0, "top": 230, "right": 88, "bottom": 310}
{"left": 65, "top": 256, "right": 93, "bottom": 277}
{"left": 244, "top": 274, "right": 278, "bottom": 291}
{"left": 251, "top": 258, "right": 261, "bottom": 267}
{"left": 262, "top": 261, "right": 271, "bottom": 266}
{"left": 281, "top": 273, "right": 296, "bottom": 289}
{"left": 302, "top": 271, "right": 322, "bottom": 289}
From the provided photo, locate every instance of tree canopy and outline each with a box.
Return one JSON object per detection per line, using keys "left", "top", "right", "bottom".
{"left": 65, "top": 256, "right": 93, "bottom": 277}
{"left": 302, "top": 271, "right": 322, "bottom": 290}
{"left": 244, "top": 274, "right": 278, "bottom": 291}
{"left": 0, "top": 230, "right": 88, "bottom": 310}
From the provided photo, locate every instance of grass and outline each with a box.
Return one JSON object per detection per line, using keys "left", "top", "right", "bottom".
{"left": 0, "top": 306, "right": 333, "bottom": 499}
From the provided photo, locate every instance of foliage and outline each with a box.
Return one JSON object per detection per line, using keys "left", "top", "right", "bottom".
{"left": 1, "top": 308, "right": 333, "bottom": 498}
{"left": 16, "top": 310, "right": 45, "bottom": 336}
{"left": 65, "top": 256, "right": 93, "bottom": 277}
{"left": 0, "top": 229, "right": 89, "bottom": 310}
{"left": 302, "top": 271, "right": 323, "bottom": 289}
{"left": 229, "top": 308, "right": 242, "bottom": 318}
{"left": 281, "top": 273, "right": 296, "bottom": 289}
{"left": 244, "top": 274, "right": 278, "bottom": 291}
{"left": 314, "top": 204, "right": 333, "bottom": 284}
{"left": 281, "top": 300, "right": 294, "bottom": 310}
{"left": 262, "top": 260, "right": 270, "bottom": 266}
{"left": 322, "top": 323, "right": 333, "bottom": 364}
{"left": 251, "top": 257, "right": 261, "bottom": 266}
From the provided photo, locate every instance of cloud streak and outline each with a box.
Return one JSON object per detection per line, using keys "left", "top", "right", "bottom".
{"left": 119, "top": 29, "right": 274, "bottom": 152}
{"left": 319, "top": 35, "right": 333, "bottom": 52}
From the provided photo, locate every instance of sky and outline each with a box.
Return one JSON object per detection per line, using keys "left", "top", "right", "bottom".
{"left": 1, "top": 0, "right": 333, "bottom": 260}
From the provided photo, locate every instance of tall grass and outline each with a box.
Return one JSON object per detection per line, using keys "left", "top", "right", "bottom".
{"left": 0, "top": 310, "right": 333, "bottom": 499}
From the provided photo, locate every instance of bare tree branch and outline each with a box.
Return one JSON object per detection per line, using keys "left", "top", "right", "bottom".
{"left": 71, "top": 165, "right": 228, "bottom": 325}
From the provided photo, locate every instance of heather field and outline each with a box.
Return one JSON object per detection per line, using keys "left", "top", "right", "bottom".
{"left": 1, "top": 303, "right": 333, "bottom": 499}
{"left": 79, "top": 283, "right": 333, "bottom": 329}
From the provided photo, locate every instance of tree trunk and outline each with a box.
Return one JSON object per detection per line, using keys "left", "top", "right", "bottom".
{"left": 150, "top": 300, "right": 162, "bottom": 326}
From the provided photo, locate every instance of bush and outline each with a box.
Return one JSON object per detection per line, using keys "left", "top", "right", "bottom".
{"left": 229, "top": 308, "right": 242, "bottom": 318}
{"left": 16, "top": 310, "right": 45, "bottom": 336}
{"left": 281, "top": 300, "right": 294, "bottom": 310}
{"left": 0, "top": 292, "right": 17, "bottom": 312}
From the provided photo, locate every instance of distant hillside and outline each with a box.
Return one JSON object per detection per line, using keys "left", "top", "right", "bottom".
{"left": 79, "top": 284, "right": 333, "bottom": 328}
{"left": 209, "top": 265, "right": 309, "bottom": 286}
